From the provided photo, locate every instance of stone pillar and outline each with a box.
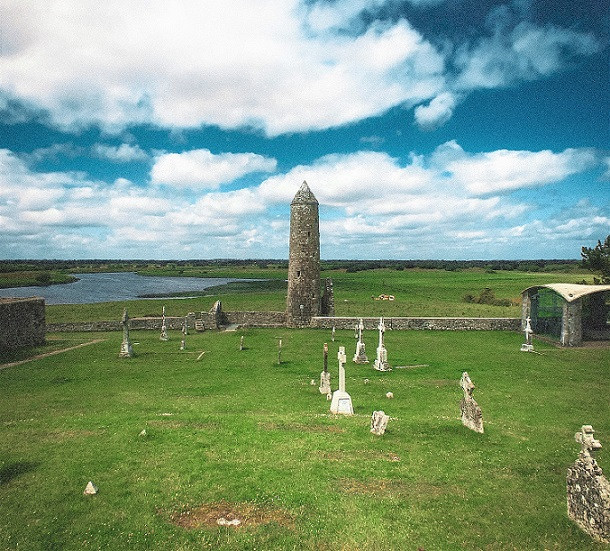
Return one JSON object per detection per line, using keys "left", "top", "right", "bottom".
{"left": 521, "top": 290, "right": 532, "bottom": 331}
{"left": 460, "top": 372, "right": 483, "bottom": 433}
{"left": 286, "top": 181, "right": 321, "bottom": 327}
{"left": 562, "top": 299, "right": 582, "bottom": 347}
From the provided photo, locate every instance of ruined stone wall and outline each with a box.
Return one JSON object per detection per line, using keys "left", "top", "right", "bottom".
{"left": 47, "top": 317, "right": 187, "bottom": 333}
{"left": 0, "top": 297, "right": 46, "bottom": 349}
{"left": 567, "top": 452, "right": 610, "bottom": 543}
{"left": 310, "top": 316, "right": 520, "bottom": 331}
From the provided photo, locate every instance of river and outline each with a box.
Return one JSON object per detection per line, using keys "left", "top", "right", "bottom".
{"left": 0, "top": 272, "right": 242, "bottom": 305}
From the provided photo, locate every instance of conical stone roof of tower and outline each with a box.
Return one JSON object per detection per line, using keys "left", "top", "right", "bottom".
{"left": 291, "top": 181, "right": 318, "bottom": 205}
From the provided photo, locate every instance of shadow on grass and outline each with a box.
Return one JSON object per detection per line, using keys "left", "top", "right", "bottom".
{"left": 0, "top": 460, "right": 40, "bottom": 485}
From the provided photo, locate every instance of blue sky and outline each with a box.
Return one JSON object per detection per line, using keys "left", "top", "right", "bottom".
{"left": 0, "top": 0, "right": 608, "bottom": 260}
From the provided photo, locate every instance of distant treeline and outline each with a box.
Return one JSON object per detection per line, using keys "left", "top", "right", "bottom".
{"left": 0, "top": 258, "right": 582, "bottom": 274}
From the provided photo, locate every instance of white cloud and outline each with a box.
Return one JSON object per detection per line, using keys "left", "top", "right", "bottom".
{"left": 92, "top": 143, "right": 148, "bottom": 162}
{"left": 447, "top": 148, "right": 596, "bottom": 195}
{"left": 151, "top": 149, "right": 277, "bottom": 189}
{"left": 414, "top": 92, "right": 457, "bottom": 129}
{"left": 0, "top": 0, "right": 446, "bottom": 135}
{"left": 455, "top": 21, "right": 599, "bottom": 91}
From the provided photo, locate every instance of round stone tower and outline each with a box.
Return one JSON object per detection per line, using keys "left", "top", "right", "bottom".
{"left": 286, "top": 181, "right": 321, "bottom": 327}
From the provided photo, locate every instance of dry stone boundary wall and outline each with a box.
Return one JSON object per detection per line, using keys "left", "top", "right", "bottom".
{"left": 48, "top": 313, "right": 519, "bottom": 332}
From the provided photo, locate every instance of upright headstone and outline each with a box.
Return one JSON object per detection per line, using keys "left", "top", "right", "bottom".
{"left": 319, "top": 342, "right": 331, "bottom": 395}
{"left": 331, "top": 325, "right": 336, "bottom": 342}
{"left": 330, "top": 346, "right": 353, "bottom": 415}
{"left": 160, "top": 306, "right": 169, "bottom": 341}
{"left": 353, "top": 318, "right": 369, "bottom": 364}
{"left": 460, "top": 372, "right": 483, "bottom": 433}
{"left": 180, "top": 321, "right": 187, "bottom": 350}
{"left": 119, "top": 308, "right": 133, "bottom": 358}
{"left": 278, "top": 338, "right": 282, "bottom": 365}
{"left": 240, "top": 335, "right": 244, "bottom": 351}
{"left": 370, "top": 411, "right": 389, "bottom": 436}
{"left": 567, "top": 425, "right": 610, "bottom": 543}
{"left": 183, "top": 316, "right": 189, "bottom": 335}
{"left": 520, "top": 315, "right": 534, "bottom": 352}
{"left": 373, "top": 317, "right": 391, "bottom": 371}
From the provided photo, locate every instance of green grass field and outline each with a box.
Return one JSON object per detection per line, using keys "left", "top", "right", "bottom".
{"left": 1, "top": 328, "right": 608, "bottom": 550}
{"left": 44, "top": 268, "right": 595, "bottom": 324}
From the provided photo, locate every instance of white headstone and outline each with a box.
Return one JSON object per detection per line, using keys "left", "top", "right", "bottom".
{"left": 330, "top": 346, "right": 353, "bottom": 415}
{"left": 373, "top": 317, "right": 391, "bottom": 371}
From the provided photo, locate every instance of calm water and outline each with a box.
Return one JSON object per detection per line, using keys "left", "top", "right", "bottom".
{"left": 0, "top": 272, "right": 241, "bottom": 305}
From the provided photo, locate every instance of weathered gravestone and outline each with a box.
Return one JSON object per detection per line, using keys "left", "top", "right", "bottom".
{"left": 373, "top": 317, "right": 391, "bottom": 371}
{"left": 460, "top": 372, "right": 483, "bottom": 433}
{"left": 160, "top": 306, "right": 169, "bottom": 341}
{"left": 330, "top": 346, "right": 353, "bottom": 415}
{"left": 521, "top": 315, "right": 534, "bottom": 352}
{"left": 119, "top": 308, "right": 133, "bottom": 358}
{"left": 353, "top": 318, "right": 369, "bottom": 364}
{"left": 319, "top": 342, "right": 331, "bottom": 396}
{"left": 566, "top": 425, "right": 610, "bottom": 543}
{"left": 370, "top": 410, "right": 389, "bottom": 436}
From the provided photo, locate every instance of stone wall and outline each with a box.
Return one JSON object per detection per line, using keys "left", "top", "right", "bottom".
{"left": 310, "top": 316, "right": 520, "bottom": 331}
{"left": 48, "top": 312, "right": 286, "bottom": 332}
{"left": 0, "top": 297, "right": 46, "bottom": 349}
{"left": 48, "top": 316, "right": 187, "bottom": 333}
{"left": 225, "top": 311, "right": 286, "bottom": 327}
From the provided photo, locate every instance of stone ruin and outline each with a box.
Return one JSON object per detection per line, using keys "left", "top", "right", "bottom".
{"left": 566, "top": 425, "right": 610, "bottom": 543}
{"left": 370, "top": 411, "right": 389, "bottom": 436}
{"left": 460, "top": 372, "right": 483, "bottom": 433}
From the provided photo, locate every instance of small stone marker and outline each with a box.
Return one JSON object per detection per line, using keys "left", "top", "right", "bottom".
{"left": 319, "top": 342, "right": 331, "bottom": 395}
{"left": 386, "top": 391, "right": 394, "bottom": 399}
{"left": 119, "top": 308, "right": 133, "bottom": 358}
{"left": 373, "top": 317, "right": 391, "bottom": 371}
{"left": 278, "top": 338, "right": 282, "bottom": 365}
{"left": 370, "top": 411, "right": 389, "bottom": 436}
{"left": 240, "top": 335, "right": 244, "bottom": 350}
{"left": 83, "top": 481, "right": 98, "bottom": 495}
{"left": 520, "top": 315, "right": 534, "bottom": 352}
{"left": 330, "top": 346, "right": 353, "bottom": 415}
{"left": 460, "top": 372, "right": 483, "bottom": 433}
{"left": 310, "top": 379, "right": 316, "bottom": 386}
{"left": 160, "top": 306, "right": 169, "bottom": 341}
{"left": 139, "top": 429, "right": 147, "bottom": 437}
{"left": 567, "top": 425, "right": 610, "bottom": 543}
{"left": 217, "top": 517, "right": 241, "bottom": 527}
{"left": 331, "top": 325, "right": 336, "bottom": 342}
{"left": 353, "top": 318, "right": 369, "bottom": 364}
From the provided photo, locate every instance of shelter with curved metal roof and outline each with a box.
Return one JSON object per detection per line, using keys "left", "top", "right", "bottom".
{"left": 521, "top": 284, "right": 610, "bottom": 346}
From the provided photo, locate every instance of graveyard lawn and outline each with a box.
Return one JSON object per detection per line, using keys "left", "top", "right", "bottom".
{"left": 0, "top": 329, "right": 608, "bottom": 550}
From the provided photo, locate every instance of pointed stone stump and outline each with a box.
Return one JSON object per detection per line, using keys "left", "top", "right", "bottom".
{"left": 370, "top": 411, "right": 389, "bottom": 436}
{"left": 520, "top": 315, "right": 534, "bottom": 352}
{"left": 353, "top": 318, "right": 369, "bottom": 364}
{"left": 119, "top": 308, "right": 133, "bottom": 358}
{"left": 330, "top": 346, "right": 353, "bottom": 415}
{"left": 160, "top": 306, "right": 169, "bottom": 341}
{"left": 319, "top": 342, "right": 331, "bottom": 394}
{"left": 460, "top": 372, "right": 483, "bottom": 433}
{"left": 83, "top": 481, "right": 98, "bottom": 495}
{"left": 373, "top": 317, "right": 391, "bottom": 371}
{"left": 567, "top": 425, "right": 610, "bottom": 543}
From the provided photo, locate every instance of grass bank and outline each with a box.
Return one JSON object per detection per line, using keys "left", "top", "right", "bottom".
{"left": 0, "top": 329, "right": 608, "bottom": 550}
